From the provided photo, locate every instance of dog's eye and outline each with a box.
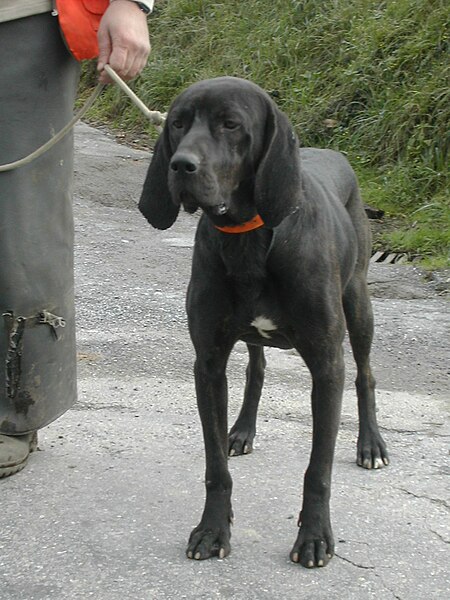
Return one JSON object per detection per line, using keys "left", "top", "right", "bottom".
{"left": 172, "top": 119, "right": 183, "bottom": 129}
{"left": 223, "top": 120, "right": 240, "bottom": 130}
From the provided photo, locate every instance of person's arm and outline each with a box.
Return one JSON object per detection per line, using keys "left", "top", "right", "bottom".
{"left": 97, "top": 0, "right": 151, "bottom": 83}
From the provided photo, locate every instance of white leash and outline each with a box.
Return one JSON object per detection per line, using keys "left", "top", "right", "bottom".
{"left": 0, "top": 65, "right": 166, "bottom": 173}
{"left": 103, "top": 64, "right": 166, "bottom": 131}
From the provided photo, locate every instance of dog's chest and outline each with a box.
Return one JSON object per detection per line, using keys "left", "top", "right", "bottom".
{"left": 235, "top": 287, "right": 293, "bottom": 349}
{"left": 250, "top": 315, "right": 278, "bottom": 339}
{"left": 240, "top": 313, "right": 292, "bottom": 349}
{"left": 219, "top": 230, "right": 293, "bottom": 347}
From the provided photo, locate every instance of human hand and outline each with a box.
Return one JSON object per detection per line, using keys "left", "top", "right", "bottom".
{"left": 97, "top": 0, "right": 151, "bottom": 83}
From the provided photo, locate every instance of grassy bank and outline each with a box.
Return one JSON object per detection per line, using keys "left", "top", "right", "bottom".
{"left": 80, "top": 0, "right": 449, "bottom": 266}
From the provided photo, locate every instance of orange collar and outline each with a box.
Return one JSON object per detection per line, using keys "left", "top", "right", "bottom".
{"left": 215, "top": 214, "right": 265, "bottom": 234}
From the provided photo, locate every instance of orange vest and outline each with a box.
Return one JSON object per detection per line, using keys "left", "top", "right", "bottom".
{"left": 56, "top": 0, "right": 109, "bottom": 61}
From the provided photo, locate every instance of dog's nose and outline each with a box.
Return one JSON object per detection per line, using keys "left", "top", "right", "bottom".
{"left": 170, "top": 153, "right": 200, "bottom": 174}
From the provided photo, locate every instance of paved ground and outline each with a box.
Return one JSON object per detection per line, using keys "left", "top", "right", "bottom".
{"left": 1, "top": 123, "right": 449, "bottom": 600}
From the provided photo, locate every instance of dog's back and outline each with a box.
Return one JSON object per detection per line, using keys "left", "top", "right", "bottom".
{"left": 299, "top": 147, "right": 372, "bottom": 272}
{"left": 301, "top": 148, "right": 358, "bottom": 207}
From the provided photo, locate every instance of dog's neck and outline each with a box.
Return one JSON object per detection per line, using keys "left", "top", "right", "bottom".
{"left": 217, "top": 227, "right": 273, "bottom": 308}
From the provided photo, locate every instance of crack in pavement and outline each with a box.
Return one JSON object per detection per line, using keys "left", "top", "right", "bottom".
{"left": 335, "top": 552, "right": 375, "bottom": 569}
{"left": 336, "top": 554, "right": 403, "bottom": 599}
{"left": 429, "top": 528, "right": 450, "bottom": 544}
{"left": 397, "top": 487, "right": 450, "bottom": 511}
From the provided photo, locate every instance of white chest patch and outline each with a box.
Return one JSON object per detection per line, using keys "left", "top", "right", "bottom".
{"left": 251, "top": 316, "right": 277, "bottom": 339}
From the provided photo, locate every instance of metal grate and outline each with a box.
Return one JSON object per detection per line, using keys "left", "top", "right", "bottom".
{"left": 370, "top": 250, "right": 408, "bottom": 264}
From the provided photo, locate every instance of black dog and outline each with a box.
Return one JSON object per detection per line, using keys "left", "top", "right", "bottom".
{"left": 139, "top": 77, "right": 389, "bottom": 568}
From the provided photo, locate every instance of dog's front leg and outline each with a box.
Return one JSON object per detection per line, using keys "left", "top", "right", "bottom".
{"left": 187, "top": 349, "right": 234, "bottom": 560}
{"left": 290, "top": 341, "right": 345, "bottom": 568}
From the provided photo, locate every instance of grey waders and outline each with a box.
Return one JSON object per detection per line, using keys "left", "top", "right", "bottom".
{"left": 0, "top": 13, "right": 81, "bottom": 437}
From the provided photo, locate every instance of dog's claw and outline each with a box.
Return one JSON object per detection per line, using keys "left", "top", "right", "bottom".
{"left": 228, "top": 420, "right": 256, "bottom": 457}
{"left": 228, "top": 429, "right": 255, "bottom": 457}
{"left": 359, "top": 451, "right": 389, "bottom": 470}
{"left": 290, "top": 524, "right": 334, "bottom": 568}
{"left": 187, "top": 520, "right": 231, "bottom": 561}
{"left": 357, "top": 431, "right": 389, "bottom": 470}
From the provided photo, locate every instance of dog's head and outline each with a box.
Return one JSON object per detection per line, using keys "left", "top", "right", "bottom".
{"left": 139, "top": 77, "right": 301, "bottom": 230}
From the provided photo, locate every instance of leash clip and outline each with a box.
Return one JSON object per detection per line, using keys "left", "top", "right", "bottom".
{"left": 38, "top": 310, "right": 66, "bottom": 339}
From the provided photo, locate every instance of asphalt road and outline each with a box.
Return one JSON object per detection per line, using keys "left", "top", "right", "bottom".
{"left": 1, "top": 123, "right": 449, "bottom": 600}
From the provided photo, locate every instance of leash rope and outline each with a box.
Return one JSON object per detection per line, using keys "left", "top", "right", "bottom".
{"left": 0, "top": 65, "right": 166, "bottom": 173}
{"left": 103, "top": 64, "right": 166, "bottom": 131}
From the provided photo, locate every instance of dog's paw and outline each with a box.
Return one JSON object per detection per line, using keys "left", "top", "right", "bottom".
{"left": 186, "top": 523, "right": 231, "bottom": 560}
{"left": 357, "top": 431, "right": 389, "bottom": 469}
{"left": 228, "top": 425, "right": 255, "bottom": 456}
{"left": 228, "top": 431, "right": 254, "bottom": 456}
{"left": 290, "top": 525, "right": 334, "bottom": 568}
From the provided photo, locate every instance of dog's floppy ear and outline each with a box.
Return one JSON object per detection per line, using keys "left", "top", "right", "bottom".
{"left": 139, "top": 126, "right": 180, "bottom": 230}
{"left": 254, "top": 100, "right": 301, "bottom": 228}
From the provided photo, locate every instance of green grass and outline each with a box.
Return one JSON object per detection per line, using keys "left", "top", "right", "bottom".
{"left": 80, "top": 0, "right": 450, "bottom": 266}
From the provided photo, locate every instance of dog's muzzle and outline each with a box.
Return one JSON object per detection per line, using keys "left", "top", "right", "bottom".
{"left": 215, "top": 203, "right": 228, "bottom": 215}
{"left": 169, "top": 151, "right": 228, "bottom": 216}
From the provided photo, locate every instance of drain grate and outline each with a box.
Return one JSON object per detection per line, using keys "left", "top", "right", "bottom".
{"left": 370, "top": 250, "right": 408, "bottom": 264}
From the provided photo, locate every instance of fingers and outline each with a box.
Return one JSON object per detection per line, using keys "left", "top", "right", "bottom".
{"left": 98, "top": 37, "right": 151, "bottom": 84}
{"left": 97, "top": 1, "right": 151, "bottom": 84}
{"left": 105, "top": 40, "right": 150, "bottom": 83}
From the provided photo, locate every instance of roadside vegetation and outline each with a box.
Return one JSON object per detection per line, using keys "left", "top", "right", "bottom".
{"left": 80, "top": 0, "right": 449, "bottom": 266}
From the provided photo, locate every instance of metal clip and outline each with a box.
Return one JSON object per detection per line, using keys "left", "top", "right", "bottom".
{"left": 38, "top": 311, "right": 66, "bottom": 339}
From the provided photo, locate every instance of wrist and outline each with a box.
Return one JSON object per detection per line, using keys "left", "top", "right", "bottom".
{"left": 109, "top": 0, "right": 154, "bottom": 15}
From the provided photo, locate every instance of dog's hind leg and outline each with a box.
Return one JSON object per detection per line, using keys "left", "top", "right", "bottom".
{"left": 343, "top": 275, "right": 389, "bottom": 469}
{"left": 228, "top": 344, "right": 266, "bottom": 456}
